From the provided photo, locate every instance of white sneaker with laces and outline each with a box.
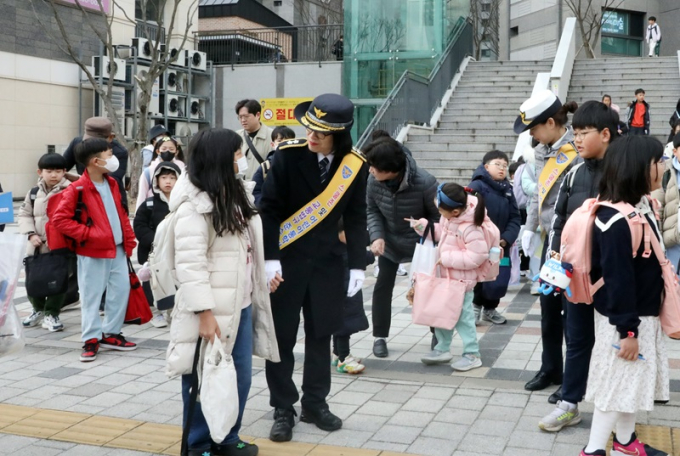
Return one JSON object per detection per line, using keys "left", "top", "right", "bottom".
{"left": 23, "top": 311, "right": 44, "bottom": 327}
{"left": 451, "top": 354, "right": 482, "bottom": 371}
{"left": 421, "top": 349, "right": 453, "bottom": 365}
{"left": 396, "top": 265, "right": 408, "bottom": 276}
{"left": 337, "top": 356, "right": 365, "bottom": 374}
{"left": 150, "top": 313, "right": 168, "bottom": 328}
{"left": 42, "top": 315, "right": 64, "bottom": 332}
{"left": 538, "top": 401, "right": 581, "bottom": 432}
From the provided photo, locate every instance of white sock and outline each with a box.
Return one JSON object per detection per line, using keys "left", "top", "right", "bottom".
{"left": 615, "top": 412, "right": 636, "bottom": 445}
{"left": 585, "top": 408, "right": 620, "bottom": 453}
{"left": 375, "top": 337, "right": 386, "bottom": 342}
{"left": 561, "top": 400, "right": 577, "bottom": 410}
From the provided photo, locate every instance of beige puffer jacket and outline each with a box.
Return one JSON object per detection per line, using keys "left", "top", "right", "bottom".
{"left": 651, "top": 161, "right": 680, "bottom": 248}
{"left": 17, "top": 177, "right": 71, "bottom": 256}
{"left": 166, "top": 174, "right": 280, "bottom": 378}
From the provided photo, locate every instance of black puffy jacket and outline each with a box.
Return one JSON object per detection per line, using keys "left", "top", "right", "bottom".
{"left": 367, "top": 153, "right": 439, "bottom": 263}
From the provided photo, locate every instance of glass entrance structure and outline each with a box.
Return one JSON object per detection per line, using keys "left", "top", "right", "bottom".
{"left": 344, "top": 0, "right": 469, "bottom": 138}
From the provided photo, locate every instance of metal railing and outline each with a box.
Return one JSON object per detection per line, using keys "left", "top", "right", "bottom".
{"left": 135, "top": 21, "right": 166, "bottom": 43}
{"left": 356, "top": 18, "right": 473, "bottom": 149}
{"left": 196, "top": 24, "right": 344, "bottom": 65}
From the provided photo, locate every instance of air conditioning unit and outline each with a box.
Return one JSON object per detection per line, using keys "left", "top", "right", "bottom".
{"left": 132, "top": 37, "right": 160, "bottom": 60}
{"left": 167, "top": 46, "right": 185, "bottom": 67}
{"left": 135, "top": 65, "right": 160, "bottom": 115}
{"left": 161, "top": 70, "right": 179, "bottom": 91}
{"left": 94, "top": 86, "right": 126, "bottom": 122}
{"left": 92, "top": 56, "right": 126, "bottom": 81}
{"left": 161, "top": 94, "right": 184, "bottom": 118}
{"left": 185, "top": 50, "right": 207, "bottom": 72}
{"left": 175, "top": 121, "right": 199, "bottom": 138}
{"left": 189, "top": 98, "right": 206, "bottom": 120}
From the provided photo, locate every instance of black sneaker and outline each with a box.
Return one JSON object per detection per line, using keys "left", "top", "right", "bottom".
{"left": 269, "top": 408, "right": 296, "bottom": 442}
{"left": 100, "top": 333, "right": 137, "bottom": 351}
{"left": 212, "top": 440, "right": 258, "bottom": 456}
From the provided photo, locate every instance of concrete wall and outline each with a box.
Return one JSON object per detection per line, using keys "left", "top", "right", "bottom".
{"left": 215, "top": 61, "right": 342, "bottom": 135}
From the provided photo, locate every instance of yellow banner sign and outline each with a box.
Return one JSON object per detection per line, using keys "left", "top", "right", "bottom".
{"left": 260, "top": 97, "right": 313, "bottom": 126}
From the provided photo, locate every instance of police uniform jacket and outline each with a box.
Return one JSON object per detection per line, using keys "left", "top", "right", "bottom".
{"left": 259, "top": 139, "right": 368, "bottom": 337}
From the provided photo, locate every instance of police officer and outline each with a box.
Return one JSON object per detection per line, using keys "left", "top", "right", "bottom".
{"left": 259, "top": 94, "right": 368, "bottom": 442}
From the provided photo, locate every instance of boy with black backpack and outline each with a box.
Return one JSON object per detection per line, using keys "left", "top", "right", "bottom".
{"left": 18, "top": 154, "right": 71, "bottom": 331}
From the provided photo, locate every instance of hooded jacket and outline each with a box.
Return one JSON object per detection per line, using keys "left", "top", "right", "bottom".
{"left": 18, "top": 177, "right": 71, "bottom": 255}
{"left": 165, "top": 174, "right": 280, "bottom": 378}
{"left": 549, "top": 157, "right": 605, "bottom": 253}
{"left": 136, "top": 157, "right": 186, "bottom": 210}
{"left": 468, "top": 165, "right": 521, "bottom": 249}
{"left": 525, "top": 129, "right": 581, "bottom": 234}
{"left": 651, "top": 158, "right": 680, "bottom": 249}
{"left": 133, "top": 162, "right": 182, "bottom": 264}
{"left": 367, "top": 152, "right": 439, "bottom": 263}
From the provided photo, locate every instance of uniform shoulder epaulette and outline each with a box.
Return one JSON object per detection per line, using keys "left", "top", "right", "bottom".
{"left": 278, "top": 138, "right": 308, "bottom": 150}
{"left": 350, "top": 147, "right": 367, "bottom": 162}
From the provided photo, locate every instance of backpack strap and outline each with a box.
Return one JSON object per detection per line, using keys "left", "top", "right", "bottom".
{"left": 29, "top": 186, "right": 39, "bottom": 216}
{"left": 566, "top": 162, "right": 585, "bottom": 193}
{"left": 662, "top": 169, "right": 672, "bottom": 193}
{"left": 594, "top": 201, "right": 648, "bottom": 258}
{"left": 260, "top": 160, "right": 272, "bottom": 180}
{"left": 144, "top": 168, "right": 152, "bottom": 188}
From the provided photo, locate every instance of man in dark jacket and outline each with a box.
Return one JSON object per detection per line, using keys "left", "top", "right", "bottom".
{"left": 627, "top": 88, "right": 650, "bottom": 135}
{"left": 260, "top": 94, "right": 368, "bottom": 443}
{"left": 62, "top": 117, "right": 129, "bottom": 212}
{"left": 365, "top": 137, "right": 439, "bottom": 358}
{"left": 537, "top": 101, "right": 618, "bottom": 430}
{"left": 468, "top": 150, "right": 521, "bottom": 325}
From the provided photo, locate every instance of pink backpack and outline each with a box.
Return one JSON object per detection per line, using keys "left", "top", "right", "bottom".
{"left": 453, "top": 214, "right": 502, "bottom": 283}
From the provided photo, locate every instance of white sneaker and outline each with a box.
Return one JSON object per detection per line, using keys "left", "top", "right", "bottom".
{"left": 150, "top": 313, "right": 168, "bottom": 328}
{"left": 421, "top": 349, "right": 453, "bottom": 365}
{"left": 538, "top": 401, "right": 581, "bottom": 432}
{"left": 373, "top": 264, "right": 380, "bottom": 278}
{"left": 396, "top": 265, "right": 408, "bottom": 276}
{"left": 451, "top": 354, "right": 482, "bottom": 371}
{"left": 23, "top": 311, "right": 44, "bottom": 327}
{"left": 42, "top": 315, "right": 64, "bottom": 332}
{"left": 336, "top": 356, "right": 365, "bottom": 374}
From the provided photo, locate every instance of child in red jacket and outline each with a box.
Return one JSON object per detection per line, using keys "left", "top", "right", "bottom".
{"left": 51, "top": 138, "right": 137, "bottom": 362}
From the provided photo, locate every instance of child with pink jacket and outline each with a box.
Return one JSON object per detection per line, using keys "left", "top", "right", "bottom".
{"left": 411, "top": 183, "right": 488, "bottom": 371}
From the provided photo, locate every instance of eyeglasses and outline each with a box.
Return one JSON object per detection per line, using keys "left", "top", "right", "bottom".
{"left": 488, "top": 162, "right": 508, "bottom": 170}
{"left": 238, "top": 114, "right": 255, "bottom": 121}
{"left": 573, "top": 129, "right": 599, "bottom": 140}
{"left": 306, "top": 128, "right": 330, "bottom": 139}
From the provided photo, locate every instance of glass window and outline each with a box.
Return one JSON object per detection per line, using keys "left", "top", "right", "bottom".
{"left": 601, "top": 36, "right": 642, "bottom": 57}
{"left": 601, "top": 9, "right": 644, "bottom": 57}
{"left": 136, "top": 0, "right": 161, "bottom": 21}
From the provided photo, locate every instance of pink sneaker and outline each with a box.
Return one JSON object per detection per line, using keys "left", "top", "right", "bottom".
{"left": 612, "top": 433, "right": 668, "bottom": 456}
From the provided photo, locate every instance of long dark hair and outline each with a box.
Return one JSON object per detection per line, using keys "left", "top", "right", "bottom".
{"left": 439, "top": 182, "right": 486, "bottom": 226}
{"left": 332, "top": 130, "right": 353, "bottom": 157}
{"left": 186, "top": 128, "right": 257, "bottom": 236}
{"left": 599, "top": 135, "right": 663, "bottom": 205}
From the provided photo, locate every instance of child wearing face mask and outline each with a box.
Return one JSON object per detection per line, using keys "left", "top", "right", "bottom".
{"left": 136, "top": 136, "right": 187, "bottom": 210}
{"left": 409, "top": 183, "right": 488, "bottom": 372}
{"left": 52, "top": 138, "right": 137, "bottom": 362}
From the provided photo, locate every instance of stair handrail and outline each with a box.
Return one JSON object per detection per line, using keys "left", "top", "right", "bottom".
{"left": 550, "top": 17, "right": 577, "bottom": 103}
{"left": 356, "top": 17, "right": 473, "bottom": 149}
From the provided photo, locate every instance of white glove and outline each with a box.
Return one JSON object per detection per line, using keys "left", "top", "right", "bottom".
{"left": 265, "top": 260, "right": 282, "bottom": 288}
{"left": 138, "top": 262, "right": 151, "bottom": 282}
{"left": 347, "top": 269, "right": 365, "bottom": 297}
{"left": 521, "top": 230, "right": 534, "bottom": 256}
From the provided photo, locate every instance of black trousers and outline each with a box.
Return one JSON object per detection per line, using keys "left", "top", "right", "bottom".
{"left": 473, "top": 283, "right": 500, "bottom": 310}
{"left": 332, "top": 335, "right": 350, "bottom": 362}
{"left": 266, "top": 290, "right": 331, "bottom": 410}
{"left": 371, "top": 255, "right": 400, "bottom": 338}
{"left": 562, "top": 300, "right": 595, "bottom": 404}
{"left": 629, "top": 126, "right": 647, "bottom": 135}
{"left": 539, "top": 236, "right": 567, "bottom": 379}
{"left": 64, "top": 255, "right": 80, "bottom": 306}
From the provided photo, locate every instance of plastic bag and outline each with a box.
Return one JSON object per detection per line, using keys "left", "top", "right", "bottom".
{"left": 509, "top": 243, "right": 521, "bottom": 286}
{"left": 201, "top": 341, "right": 239, "bottom": 443}
{"left": 0, "top": 235, "right": 28, "bottom": 357}
{"left": 409, "top": 223, "right": 438, "bottom": 280}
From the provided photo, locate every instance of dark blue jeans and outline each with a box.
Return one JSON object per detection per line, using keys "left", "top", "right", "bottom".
{"left": 182, "top": 305, "right": 253, "bottom": 450}
{"left": 562, "top": 300, "right": 595, "bottom": 404}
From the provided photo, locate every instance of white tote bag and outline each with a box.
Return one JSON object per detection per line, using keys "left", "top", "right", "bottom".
{"left": 0, "top": 234, "right": 27, "bottom": 358}
{"left": 409, "top": 222, "right": 438, "bottom": 280}
{"left": 201, "top": 342, "right": 239, "bottom": 443}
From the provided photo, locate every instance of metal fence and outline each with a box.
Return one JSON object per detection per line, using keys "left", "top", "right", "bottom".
{"left": 135, "top": 21, "right": 166, "bottom": 43}
{"left": 196, "top": 24, "right": 344, "bottom": 65}
{"left": 356, "top": 18, "right": 474, "bottom": 149}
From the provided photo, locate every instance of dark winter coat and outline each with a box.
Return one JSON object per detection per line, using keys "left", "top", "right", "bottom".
{"left": 549, "top": 158, "right": 604, "bottom": 253}
{"left": 468, "top": 165, "right": 521, "bottom": 249}
{"left": 367, "top": 153, "right": 439, "bottom": 264}
{"left": 253, "top": 150, "right": 276, "bottom": 207}
{"left": 627, "top": 99, "right": 651, "bottom": 130}
{"left": 336, "top": 250, "right": 373, "bottom": 337}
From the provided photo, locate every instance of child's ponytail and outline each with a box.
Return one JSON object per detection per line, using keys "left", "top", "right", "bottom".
{"left": 464, "top": 187, "right": 486, "bottom": 227}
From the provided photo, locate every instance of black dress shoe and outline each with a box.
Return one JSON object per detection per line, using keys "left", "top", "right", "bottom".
{"left": 548, "top": 386, "right": 562, "bottom": 404}
{"left": 300, "top": 406, "right": 342, "bottom": 431}
{"left": 373, "top": 339, "right": 388, "bottom": 358}
{"left": 524, "top": 371, "right": 561, "bottom": 391}
{"left": 269, "top": 408, "right": 296, "bottom": 442}
{"left": 212, "top": 440, "right": 258, "bottom": 456}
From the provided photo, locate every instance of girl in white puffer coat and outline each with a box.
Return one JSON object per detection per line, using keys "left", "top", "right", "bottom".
{"left": 166, "top": 128, "right": 279, "bottom": 456}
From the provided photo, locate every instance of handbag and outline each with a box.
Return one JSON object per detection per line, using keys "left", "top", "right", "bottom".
{"left": 23, "top": 248, "right": 70, "bottom": 297}
{"left": 412, "top": 265, "right": 466, "bottom": 330}
{"left": 201, "top": 342, "right": 239, "bottom": 443}
{"left": 648, "top": 231, "right": 680, "bottom": 339}
{"left": 124, "top": 258, "right": 153, "bottom": 325}
{"left": 409, "top": 222, "right": 438, "bottom": 280}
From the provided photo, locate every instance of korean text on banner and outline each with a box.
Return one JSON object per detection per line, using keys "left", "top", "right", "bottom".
{"left": 0, "top": 193, "right": 13, "bottom": 225}
{"left": 261, "top": 98, "right": 313, "bottom": 126}
{"left": 58, "top": 0, "right": 110, "bottom": 13}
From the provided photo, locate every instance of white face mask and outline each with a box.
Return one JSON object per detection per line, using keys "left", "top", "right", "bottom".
{"left": 98, "top": 155, "right": 120, "bottom": 173}
{"left": 235, "top": 156, "right": 249, "bottom": 175}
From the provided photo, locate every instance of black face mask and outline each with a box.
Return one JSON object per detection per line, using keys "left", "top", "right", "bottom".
{"left": 160, "top": 151, "right": 175, "bottom": 162}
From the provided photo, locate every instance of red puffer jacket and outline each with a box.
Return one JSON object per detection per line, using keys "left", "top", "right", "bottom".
{"left": 51, "top": 170, "right": 136, "bottom": 259}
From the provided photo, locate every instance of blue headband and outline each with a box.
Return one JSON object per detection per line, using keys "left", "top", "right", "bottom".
{"left": 437, "top": 183, "right": 464, "bottom": 208}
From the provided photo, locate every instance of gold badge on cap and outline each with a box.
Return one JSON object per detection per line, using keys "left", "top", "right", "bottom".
{"left": 520, "top": 111, "right": 531, "bottom": 125}
{"left": 314, "top": 107, "right": 327, "bottom": 119}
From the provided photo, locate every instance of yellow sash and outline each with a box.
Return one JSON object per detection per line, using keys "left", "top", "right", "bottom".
{"left": 279, "top": 150, "right": 365, "bottom": 249}
{"left": 537, "top": 143, "right": 578, "bottom": 210}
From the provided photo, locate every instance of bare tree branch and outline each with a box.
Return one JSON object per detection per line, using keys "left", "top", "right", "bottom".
{"left": 565, "top": 0, "right": 625, "bottom": 58}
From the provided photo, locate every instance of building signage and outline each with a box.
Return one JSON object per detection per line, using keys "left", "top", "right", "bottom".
{"left": 57, "top": 0, "right": 110, "bottom": 14}
{"left": 602, "top": 11, "right": 627, "bottom": 35}
{"left": 261, "top": 98, "right": 313, "bottom": 126}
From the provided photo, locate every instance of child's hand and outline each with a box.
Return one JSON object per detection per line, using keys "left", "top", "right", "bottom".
{"left": 29, "top": 235, "right": 43, "bottom": 248}
{"left": 404, "top": 218, "right": 424, "bottom": 231}
{"left": 618, "top": 337, "right": 639, "bottom": 361}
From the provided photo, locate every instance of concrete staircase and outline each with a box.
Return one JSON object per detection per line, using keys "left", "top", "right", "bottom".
{"left": 568, "top": 57, "right": 680, "bottom": 141}
{"left": 405, "top": 60, "right": 553, "bottom": 185}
